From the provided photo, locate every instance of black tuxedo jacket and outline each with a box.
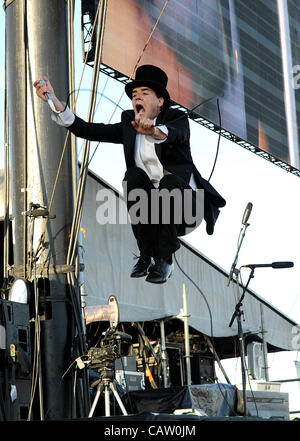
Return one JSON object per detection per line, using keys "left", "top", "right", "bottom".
{"left": 68, "top": 107, "right": 226, "bottom": 234}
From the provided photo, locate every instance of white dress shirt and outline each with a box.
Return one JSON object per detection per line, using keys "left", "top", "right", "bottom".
{"left": 134, "top": 119, "right": 168, "bottom": 188}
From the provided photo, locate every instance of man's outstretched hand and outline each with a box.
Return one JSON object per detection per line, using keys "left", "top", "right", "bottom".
{"left": 132, "top": 114, "right": 166, "bottom": 140}
{"left": 132, "top": 114, "right": 155, "bottom": 135}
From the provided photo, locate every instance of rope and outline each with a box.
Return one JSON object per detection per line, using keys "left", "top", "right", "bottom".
{"left": 50, "top": 3, "right": 102, "bottom": 211}
{"left": 33, "top": 0, "right": 103, "bottom": 260}
{"left": 107, "top": 0, "right": 169, "bottom": 124}
{"left": 29, "top": 0, "right": 102, "bottom": 418}
{"left": 134, "top": 0, "right": 169, "bottom": 72}
{"left": 67, "top": 0, "right": 108, "bottom": 268}
{"left": 2, "top": 0, "right": 15, "bottom": 9}
{"left": 34, "top": 0, "right": 170, "bottom": 259}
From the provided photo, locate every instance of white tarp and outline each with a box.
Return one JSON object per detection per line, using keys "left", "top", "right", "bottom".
{"left": 81, "top": 170, "right": 297, "bottom": 351}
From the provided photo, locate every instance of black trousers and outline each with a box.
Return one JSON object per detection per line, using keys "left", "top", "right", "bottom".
{"left": 123, "top": 167, "right": 202, "bottom": 260}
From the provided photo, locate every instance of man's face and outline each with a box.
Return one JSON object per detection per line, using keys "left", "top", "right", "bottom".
{"left": 132, "top": 86, "right": 164, "bottom": 119}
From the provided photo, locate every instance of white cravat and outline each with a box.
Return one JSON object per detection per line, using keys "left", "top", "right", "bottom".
{"left": 134, "top": 125, "right": 197, "bottom": 190}
{"left": 134, "top": 121, "right": 168, "bottom": 188}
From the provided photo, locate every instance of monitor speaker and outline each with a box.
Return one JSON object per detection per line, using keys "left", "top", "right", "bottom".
{"left": 0, "top": 300, "right": 32, "bottom": 420}
{"left": 190, "top": 355, "right": 215, "bottom": 384}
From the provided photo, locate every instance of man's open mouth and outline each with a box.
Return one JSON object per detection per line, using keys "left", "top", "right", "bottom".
{"left": 135, "top": 104, "right": 145, "bottom": 113}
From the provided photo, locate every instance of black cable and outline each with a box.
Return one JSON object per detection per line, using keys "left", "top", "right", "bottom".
{"left": 57, "top": 88, "right": 123, "bottom": 114}
{"left": 0, "top": 303, "right": 9, "bottom": 421}
{"left": 119, "top": 356, "right": 134, "bottom": 414}
{"left": 66, "top": 280, "right": 91, "bottom": 411}
{"left": 174, "top": 254, "right": 214, "bottom": 344}
{"left": 58, "top": 88, "right": 221, "bottom": 180}
{"left": 157, "top": 95, "right": 218, "bottom": 126}
{"left": 207, "top": 98, "right": 221, "bottom": 183}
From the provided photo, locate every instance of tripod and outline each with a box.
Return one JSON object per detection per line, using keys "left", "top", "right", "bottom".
{"left": 88, "top": 364, "right": 128, "bottom": 417}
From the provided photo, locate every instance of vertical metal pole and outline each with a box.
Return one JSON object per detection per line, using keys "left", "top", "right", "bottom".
{"left": 160, "top": 319, "right": 168, "bottom": 388}
{"left": 3, "top": 22, "right": 10, "bottom": 285}
{"left": 6, "top": 0, "right": 74, "bottom": 419}
{"left": 277, "top": 0, "right": 299, "bottom": 168}
{"left": 231, "top": 268, "right": 248, "bottom": 416}
{"left": 67, "top": 0, "right": 78, "bottom": 206}
{"left": 33, "top": 263, "right": 44, "bottom": 420}
{"left": 182, "top": 283, "right": 191, "bottom": 385}
{"left": 260, "top": 304, "right": 269, "bottom": 381}
{"left": 203, "top": 334, "right": 231, "bottom": 384}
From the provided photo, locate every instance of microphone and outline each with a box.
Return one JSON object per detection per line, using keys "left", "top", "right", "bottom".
{"left": 242, "top": 202, "right": 253, "bottom": 225}
{"left": 39, "top": 79, "right": 57, "bottom": 112}
{"left": 226, "top": 202, "right": 253, "bottom": 286}
{"left": 243, "top": 261, "right": 294, "bottom": 269}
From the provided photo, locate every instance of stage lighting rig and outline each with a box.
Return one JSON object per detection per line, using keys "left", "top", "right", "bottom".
{"left": 84, "top": 294, "right": 119, "bottom": 328}
{"left": 80, "top": 296, "right": 132, "bottom": 417}
{"left": 8, "top": 278, "right": 30, "bottom": 304}
{"left": 84, "top": 296, "right": 132, "bottom": 370}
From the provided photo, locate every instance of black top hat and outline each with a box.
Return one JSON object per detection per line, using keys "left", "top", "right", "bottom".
{"left": 125, "top": 65, "right": 171, "bottom": 108}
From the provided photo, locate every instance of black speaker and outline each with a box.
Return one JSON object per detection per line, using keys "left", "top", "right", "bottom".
{"left": 190, "top": 355, "right": 215, "bottom": 384}
{"left": 0, "top": 300, "right": 32, "bottom": 420}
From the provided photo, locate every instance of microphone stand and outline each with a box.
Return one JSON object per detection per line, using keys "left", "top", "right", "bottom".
{"left": 227, "top": 221, "right": 250, "bottom": 287}
{"left": 229, "top": 267, "right": 255, "bottom": 417}
{"left": 227, "top": 203, "right": 253, "bottom": 415}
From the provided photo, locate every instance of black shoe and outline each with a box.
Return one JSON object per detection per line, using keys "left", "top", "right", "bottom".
{"left": 145, "top": 258, "right": 173, "bottom": 284}
{"left": 130, "top": 256, "right": 153, "bottom": 278}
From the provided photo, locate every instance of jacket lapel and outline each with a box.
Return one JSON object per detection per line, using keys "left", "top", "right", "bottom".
{"left": 154, "top": 112, "right": 164, "bottom": 162}
{"left": 122, "top": 110, "right": 137, "bottom": 168}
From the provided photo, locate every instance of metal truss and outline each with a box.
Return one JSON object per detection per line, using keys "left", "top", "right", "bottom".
{"left": 81, "top": 0, "right": 98, "bottom": 64}
{"left": 96, "top": 63, "right": 300, "bottom": 178}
